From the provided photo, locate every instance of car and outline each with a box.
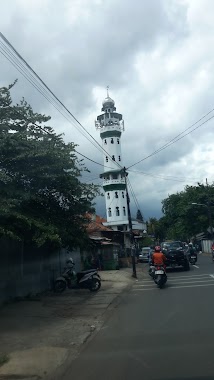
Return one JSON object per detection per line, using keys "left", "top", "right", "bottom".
{"left": 138, "top": 247, "right": 151, "bottom": 263}
{"left": 161, "top": 241, "right": 190, "bottom": 271}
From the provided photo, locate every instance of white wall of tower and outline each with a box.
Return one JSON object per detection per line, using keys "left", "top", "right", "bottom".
{"left": 102, "top": 135, "right": 123, "bottom": 171}
{"left": 105, "top": 189, "right": 128, "bottom": 223}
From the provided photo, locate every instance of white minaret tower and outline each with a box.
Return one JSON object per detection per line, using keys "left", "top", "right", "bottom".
{"left": 95, "top": 88, "right": 129, "bottom": 231}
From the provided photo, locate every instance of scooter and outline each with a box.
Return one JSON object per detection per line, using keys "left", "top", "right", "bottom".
{"left": 153, "top": 265, "right": 167, "bottom": 288}
{"left": 54, "top": 267, "right": 101, "bottom": 293}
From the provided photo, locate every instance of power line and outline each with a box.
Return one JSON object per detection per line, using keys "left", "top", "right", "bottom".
{"left": 127, "top": 178, "right": 141, "bottom": 212}
{"left": 0, "top": 33, "right": 123, "bottom": 170}
{"left": 128, "top": 169, "right": 203, "bottom": 182}
{"left": 0, "top": 41, "right": 106, "bottom": 158}
{"left": 127, "top": 112, "right": 214, "bottom": 169}
{"left": 75, "top": 150, "right": 118, "bottom": 171}
{"left": 0, "top": 40, "right": 110, "bottom": 161}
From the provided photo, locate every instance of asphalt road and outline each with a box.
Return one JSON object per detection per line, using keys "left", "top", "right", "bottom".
{"left": 61, "top": 255, "right": 214, "bottom": 380}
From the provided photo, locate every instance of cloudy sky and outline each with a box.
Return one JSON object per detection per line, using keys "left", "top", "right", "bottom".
{"left": 1, "top": 0, "right": 214, "bottom": 220}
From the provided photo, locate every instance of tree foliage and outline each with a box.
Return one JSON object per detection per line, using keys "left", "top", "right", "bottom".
{"left": 147, "top": 217, "right": 167, "bottom": 242}
{"left": 161, "top": 183, "right": 214, "bottom": 240}
{"left": 0, "top": 82, "right": 100, "bottom": 249}
{"left": 136, "top": 209, "right": 143, "bottom": 221}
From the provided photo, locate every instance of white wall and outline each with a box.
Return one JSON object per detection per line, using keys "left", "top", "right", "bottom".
{"left": 201, "top": 240, "right": 212, "bottom": 253}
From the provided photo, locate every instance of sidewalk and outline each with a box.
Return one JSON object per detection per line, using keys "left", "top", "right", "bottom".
{"left": 0, "top": 269, "right": 133, "bottom": 380}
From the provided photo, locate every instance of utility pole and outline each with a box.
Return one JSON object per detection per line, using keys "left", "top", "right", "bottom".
{"left": 124, "top": 167, "right": 137, "bottom": 278}
{"left": 206, "top": 178, "right": 213, "bottom": 242}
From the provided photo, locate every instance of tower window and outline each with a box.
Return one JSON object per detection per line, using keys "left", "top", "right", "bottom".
{"left": 123, "top": 207, "right": 126, "bottom": 216}
{"left": 108, "top": 208, "right": 112, "bottom": 217}
{"left": 122, "top": 192, "right": 125, "bottom": 198}
{"left": 112, "top": 173, "right": 118, "bottom": 179}
{"left": 112, "top": 155, "right": 115, "bottom": 161}
{"left": 107, "top": 193, "right": 110, "bottom": 199}
{"left": 104, "top": 139, "right": 107, "bottom": 144}
{"left": 115, "top": 192, "right": 118, "bottom": 198}
{"left": 117, "top": 138, "right": 120, "bottom": 144}
{"left": 118, "top": 156, "right": 121, "bottom": 161}
{"left": 106, "top": 157, "right": 108, "bottom": 162}
{"left": 111, "top": 138, "right": 114, "bottom": 144}
{"left": 108, "top": 108, "right": 111, "bottom": 112}
{"left": 116, "top": 207, "right": 120, "bottom": 216}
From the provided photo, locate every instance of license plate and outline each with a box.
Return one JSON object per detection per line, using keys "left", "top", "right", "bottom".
{"left": 155, "top": 270, "right": 164, "bottom": 274}
{"left": 191, "top": 256, "right": 196, "bottom": 259}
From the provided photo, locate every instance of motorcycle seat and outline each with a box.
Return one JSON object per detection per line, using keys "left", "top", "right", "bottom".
{"left": 80, "top": 269, "right": 98, "bottom": 274}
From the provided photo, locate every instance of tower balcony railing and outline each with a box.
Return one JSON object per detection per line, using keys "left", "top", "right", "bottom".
{"left": 103, "top": 178, "right": 125, "bottom": 186}
{"left": 95, "top": 120, "right": 124, "bottom": 131}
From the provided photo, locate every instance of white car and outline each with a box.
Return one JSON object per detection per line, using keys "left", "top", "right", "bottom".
{"left": 138, "top": 247, "right": 151, "bottom": 263}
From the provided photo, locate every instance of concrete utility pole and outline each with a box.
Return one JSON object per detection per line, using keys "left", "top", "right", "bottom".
{"left": 206, "top": 178, "right": 213, "bottom": 242}
{"left": 124, "top": 167, "right": 137, "bottom": 278}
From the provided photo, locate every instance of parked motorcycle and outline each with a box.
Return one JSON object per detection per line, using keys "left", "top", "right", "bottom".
{"left": 153, "top": 265, "right": 167, "bottom": 288}
{"left": 212, "top": 249, "right": 214, "bottom": 262}
{"left": 54, "top": 266, "right": 101, "bottom": 293}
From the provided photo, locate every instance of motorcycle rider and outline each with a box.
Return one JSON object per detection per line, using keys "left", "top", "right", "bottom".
{"left": 152, "top": 246, "right": 167, "bottom": 270}
{"left": 188, "top": 243, "right": 197, "bottom": 263}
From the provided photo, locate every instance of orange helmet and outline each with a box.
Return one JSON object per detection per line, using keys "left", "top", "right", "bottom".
{"left": 155, "top": 246, "right": 161, "bottom": 252}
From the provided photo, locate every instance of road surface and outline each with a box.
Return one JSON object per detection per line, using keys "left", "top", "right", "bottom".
{"left": 61, "top": 255, "right": 214, "bottom": 380}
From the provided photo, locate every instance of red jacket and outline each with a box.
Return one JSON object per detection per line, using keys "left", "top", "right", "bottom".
{"left": 152, "top": 252, "right": 166, "bottom": 265}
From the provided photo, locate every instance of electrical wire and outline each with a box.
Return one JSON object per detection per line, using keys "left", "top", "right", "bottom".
{"left": 127, "top": 113, "right": 214, "bottom": 169}
{"left": 127, "top": 169, "right": 203, "bottom": 182}
{"left": 0, "top": 33, "right": 123, "bottom": 170}
{"left": 75, "top": 150, "right": 118, "bottom": 171}
{"left": 127, "top": 178, "right": 141, "bottom": 212}
{"left": 0, "top": 40, "right": 108, "bottom": 160}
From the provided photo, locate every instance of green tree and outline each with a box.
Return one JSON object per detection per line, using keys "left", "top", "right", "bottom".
{"left": 0, "top": 82, "right": 100, "bottom": 248}
{"left": 136, "top": 209, "right": 144, "bottom": 221}
{"left": 161, "top": 183, "right": 214, "bottom": 240}
{"left": 147, "top": 217, "right": 167, "bottom": 242}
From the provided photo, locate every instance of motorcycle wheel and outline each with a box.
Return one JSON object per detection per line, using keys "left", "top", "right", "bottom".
{"left": 159, "top": 277, "right": 167, "bottom": 288}
{"left": 54, "top": 280, "right": 66, "bottom": 293}
{"left": 89, "top": 278, "right": 101, "bottom": 292}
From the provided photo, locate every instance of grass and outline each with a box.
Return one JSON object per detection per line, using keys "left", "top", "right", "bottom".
{"left": 0, "top": 353, "right": 9, "bottom": 367}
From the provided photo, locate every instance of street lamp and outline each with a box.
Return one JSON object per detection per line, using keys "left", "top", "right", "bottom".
{"left": 191, "top": 202, "right": 213, "bottom": 242}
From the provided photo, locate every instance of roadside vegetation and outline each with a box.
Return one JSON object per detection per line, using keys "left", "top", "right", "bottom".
{"left": 0, "top": 81, "right": 100, "bottom": 250}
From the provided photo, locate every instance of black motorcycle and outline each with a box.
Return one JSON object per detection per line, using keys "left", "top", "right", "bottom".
{"left": 54, "top": 268, "right": 101, "bottom": 293}
{"left": 153, "top": 265, "right": 167, "bottom": 288}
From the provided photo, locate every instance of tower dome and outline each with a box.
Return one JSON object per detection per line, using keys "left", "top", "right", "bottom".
{"left": 102, "top": 96, "right": 115, "bottom": 107}
{"left": 101, "top": 87, "right": 116, "bottom": 112}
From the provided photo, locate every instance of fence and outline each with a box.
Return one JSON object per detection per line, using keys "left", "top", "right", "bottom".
{"left": 0, "top": 238, "right": 81, "bottom": 304}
